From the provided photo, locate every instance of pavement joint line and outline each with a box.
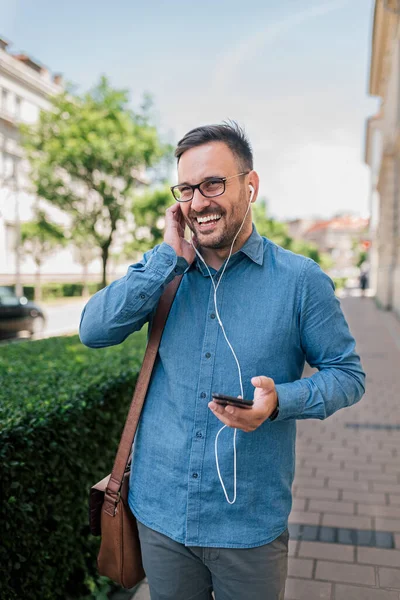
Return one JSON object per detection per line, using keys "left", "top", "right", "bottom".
{"left": 345, "top": 423, "right": 400, "bottom": 431}
{"left": 289, "top": 523, "right": 396, "bottom": 549}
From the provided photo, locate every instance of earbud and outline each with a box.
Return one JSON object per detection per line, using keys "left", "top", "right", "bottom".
{"left": 249, "top": 185, "right": 255, "bottom": 201}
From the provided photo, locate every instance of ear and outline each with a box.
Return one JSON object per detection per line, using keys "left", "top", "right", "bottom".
{"left": 248, "top": 171, "right": 259, "bottom": 203}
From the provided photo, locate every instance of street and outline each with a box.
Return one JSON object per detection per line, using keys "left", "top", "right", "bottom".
{"left": 39, "top": 298, "right": 87, "bottom": 338}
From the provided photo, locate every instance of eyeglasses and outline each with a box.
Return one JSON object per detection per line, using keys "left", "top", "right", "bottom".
{"left": 170, "top": 171, "right": 249, "bottom": 203}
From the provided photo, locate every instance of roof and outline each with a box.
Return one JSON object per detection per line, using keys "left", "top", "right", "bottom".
{"left": 306, "top": 217, "right": 369, "bottom": 234}
{"left": 12, "top": 54, "right": 44, "bottom": 74}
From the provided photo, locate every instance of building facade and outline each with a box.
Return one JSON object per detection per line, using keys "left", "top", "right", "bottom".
{"left": 287, "top": 216, "right": 370, "bottom": 280}
{"left": 0, "top": 38, "right": 65, "bottom": 292}
{"left": 0, "top": 38, "right": 127, "bottom": 294}
{"left": 365, "top": 0, "right": 400, "bottom": 317}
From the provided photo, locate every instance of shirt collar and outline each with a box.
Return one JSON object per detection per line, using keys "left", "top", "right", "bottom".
{"left": 238, "top": 223, "right": 264, "bottom": 266}
{"left": 186, "top": 222, "right": 264, "bottom": 274}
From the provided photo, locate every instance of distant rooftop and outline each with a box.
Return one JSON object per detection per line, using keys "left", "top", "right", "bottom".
{"left": 0, "top": 35, "right": 63, "bottom": 86}
{"left": 306, "top": 216, "right": 369, "bottom": 234}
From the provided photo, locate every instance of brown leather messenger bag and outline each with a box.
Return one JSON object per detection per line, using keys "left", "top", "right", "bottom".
{"left": 89, "top": 274, "right": 183, "bottom": 589}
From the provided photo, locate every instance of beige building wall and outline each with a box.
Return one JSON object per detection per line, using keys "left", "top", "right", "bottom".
{"left": 365, "top": 1, "right": 400, "bottom": 318}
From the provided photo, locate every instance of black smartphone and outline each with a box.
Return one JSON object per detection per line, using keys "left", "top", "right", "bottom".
{"left": 212, "top": 393, "right": 254, "bottom": 409}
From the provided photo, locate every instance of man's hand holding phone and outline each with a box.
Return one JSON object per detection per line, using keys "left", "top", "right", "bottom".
{"left": 164, "top": 202, "right": 197, "bottom": 265}
{"left": 209, "top": 376, "right": 279, "bottom": 433}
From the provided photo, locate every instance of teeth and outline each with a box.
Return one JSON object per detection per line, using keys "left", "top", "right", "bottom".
{"left": 197, "top": 214, "right": 221, "bottom": 224}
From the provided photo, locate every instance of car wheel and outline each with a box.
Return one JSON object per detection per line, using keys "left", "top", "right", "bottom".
{"left": 30, "top": 316, "right": 45, "bottom": 337}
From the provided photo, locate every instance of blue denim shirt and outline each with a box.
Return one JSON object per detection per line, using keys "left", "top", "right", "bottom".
{"left": 79, "top": 224, "right": 365, "bottom": 548}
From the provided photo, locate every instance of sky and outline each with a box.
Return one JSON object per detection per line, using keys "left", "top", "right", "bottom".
{"left": 2, "top": 0, "right": 380, "bottom": 220}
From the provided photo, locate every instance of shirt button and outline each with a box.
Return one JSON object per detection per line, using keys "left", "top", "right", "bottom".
{"left": 139, "top": 293, "right": 146, "bottom": 299}
{"left": 205, "top": 352, "right": 211, "bottom": 359}
{"left": 196, "top": 431, "right": 203, "bottom": 438}
{"left": 210, "top": 313, "right": 216, "bottom": 319}
{"left": 192, "top": 472, "right": 199, "bottom": 479}
{"left": 200, "top": 392, "right": 206, "bottom": 398}
{"left": 166, "top": 259, "right": 173, "bottom": 266}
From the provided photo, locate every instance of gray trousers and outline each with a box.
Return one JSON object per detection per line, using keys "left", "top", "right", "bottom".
{"left": 137, "top": 521, "right": 289, "bottom": 600}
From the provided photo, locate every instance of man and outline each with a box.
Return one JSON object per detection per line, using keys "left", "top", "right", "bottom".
{"left": 79, "top": 122, "right": 365, "bottom": 600}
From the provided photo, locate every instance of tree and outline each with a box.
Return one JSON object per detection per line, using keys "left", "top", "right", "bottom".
{"left": 21, "top": 76, "right": 169, "bottom": 288}
{"left": 124, "top": 185, "right": 172, "bottom": 256}
{"left": 20, "top": 210, "right": 66, "bottom": 301}
{"left": 252, "top": 201, "right": 292, "bottom": 249}
{"left": 69, "top": 224, "right": 100, "bottom": 298}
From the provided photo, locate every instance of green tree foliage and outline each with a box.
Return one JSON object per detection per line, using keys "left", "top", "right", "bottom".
{"left": 21, "top": 76, "right": 169, "bottom": 288}
{"left": 125, "top": 185, "right": 172, "bottom": 255}
{"left": 20, "top": 210, "right": 66, "bottom": 301}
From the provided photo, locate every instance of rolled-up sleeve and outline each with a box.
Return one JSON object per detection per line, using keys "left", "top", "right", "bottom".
{"left": 275, "top": 259, "right": 366, "bottom": 421}
{"left": 79, "top": 243, "right": 188, "bottom": 348}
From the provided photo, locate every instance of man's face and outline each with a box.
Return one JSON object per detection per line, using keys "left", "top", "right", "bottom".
{"left": 177, "top": 142, "right": 250, "bottom": 249}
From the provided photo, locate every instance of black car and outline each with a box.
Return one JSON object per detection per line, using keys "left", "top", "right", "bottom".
{"left": 0, "top": 286, "right": 46, "bottom": 339}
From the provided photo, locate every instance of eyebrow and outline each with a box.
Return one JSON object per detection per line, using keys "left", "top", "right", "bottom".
{"left": 177, "top": 174, "right": 223, "bottom": 186}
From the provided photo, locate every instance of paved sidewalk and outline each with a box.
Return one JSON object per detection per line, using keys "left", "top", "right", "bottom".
{"left": 131, "top": 297, "right": 400, "bottom": 599}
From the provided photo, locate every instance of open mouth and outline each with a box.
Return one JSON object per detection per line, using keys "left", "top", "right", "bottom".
{"left": 195, "top": 214, "right": 222, "bottom": 231}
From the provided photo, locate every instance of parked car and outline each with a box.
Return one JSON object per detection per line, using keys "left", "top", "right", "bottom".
{"left": 0, "top": 286, "right": 46, "bottom": 339}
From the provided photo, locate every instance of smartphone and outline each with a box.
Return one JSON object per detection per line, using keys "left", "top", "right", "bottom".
{"left": 212, "top": 393, "right": 254, "bottom": 409}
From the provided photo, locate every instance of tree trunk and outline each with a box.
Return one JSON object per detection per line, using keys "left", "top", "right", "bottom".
{"left": 82, "top": 262, "right": 90, "bottom": 298}
{"left": 100, "top": 222, "right": 116, "bottom": 289}
{"left": 101, "top": 245, "right": 109, "bottom": 289}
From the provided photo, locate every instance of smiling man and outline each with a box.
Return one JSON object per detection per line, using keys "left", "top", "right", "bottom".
{"left": 79, "top": 122, "right": 365, "bottom": 600}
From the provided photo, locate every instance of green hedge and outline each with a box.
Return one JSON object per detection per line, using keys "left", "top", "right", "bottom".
{"left": 0, "top": 329, "right": 147, "bottom": 600}
{"left": 21, "top": 282, "right": 102, "bottom": 301}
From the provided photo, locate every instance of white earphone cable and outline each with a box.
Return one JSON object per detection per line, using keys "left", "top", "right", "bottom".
{"left": 189, "top": 193, "right": 253, "bottom": 504}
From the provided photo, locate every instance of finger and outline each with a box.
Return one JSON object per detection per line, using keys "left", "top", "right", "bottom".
{"left": 165, "top": 209, "right": 177, "bottom": 226}
{"left": 169, "top": 201, "right": 181, "bottom": 212}
{"left": 166, "top": 203, "right": 182, "bottom": 221}
{"left": 209, "top": 403, "right": 238, "bottom": 428}
{"left": 251, "top": 376, "right": 275, "bottom": 391}
{"left": 209, "top": 402, "right": 253, "bottom": 427}
{"left": 176, "top": 205, "right": 185, "bottom": 223}
{"left": 209, "top": 401, "right": 224, "bottom": 414}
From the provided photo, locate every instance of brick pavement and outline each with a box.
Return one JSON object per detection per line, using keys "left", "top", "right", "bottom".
{"left": 130, "top": 297, "right": 400, "bottom": 599}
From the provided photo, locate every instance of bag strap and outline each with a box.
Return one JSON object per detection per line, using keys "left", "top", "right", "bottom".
{"left": 103, "top": 274, "right": 183, "bottom": 515}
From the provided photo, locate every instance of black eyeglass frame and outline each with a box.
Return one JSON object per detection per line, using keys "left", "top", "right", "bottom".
{"left": 170, "top": 171, "right": 250, "bottom": 203}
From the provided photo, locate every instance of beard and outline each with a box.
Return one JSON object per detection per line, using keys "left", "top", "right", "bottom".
{"left": 185, "top": 189, "right": 249, "bottom": 250}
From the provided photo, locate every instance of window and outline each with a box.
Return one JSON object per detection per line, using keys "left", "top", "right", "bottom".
{"left": 15, "top": 96, "right": 21, "bottom": 119}
{"left": 1, "top": 88, "right": 8, "bottom": 111}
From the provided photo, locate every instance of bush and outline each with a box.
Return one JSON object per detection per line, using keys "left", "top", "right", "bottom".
{"left": 0, "top": 329, "right": 147, "bottom": 599}
{"left": 20, "top": 283, "right": 102, "bottom": 301}
{"left": 61, "top": 283, "right": 84, "bottom": 297}
{"left": 88, "top": 282, "right": 103, "bottom": 295}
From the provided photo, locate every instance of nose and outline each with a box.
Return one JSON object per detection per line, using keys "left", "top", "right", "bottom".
{"left": 190, "top": 188, "right": 211, "bottom": 213}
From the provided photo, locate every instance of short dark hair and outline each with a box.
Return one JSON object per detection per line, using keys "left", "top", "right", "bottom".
{"left": 175, "top": 120, "right": 253, "bottom": 171}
